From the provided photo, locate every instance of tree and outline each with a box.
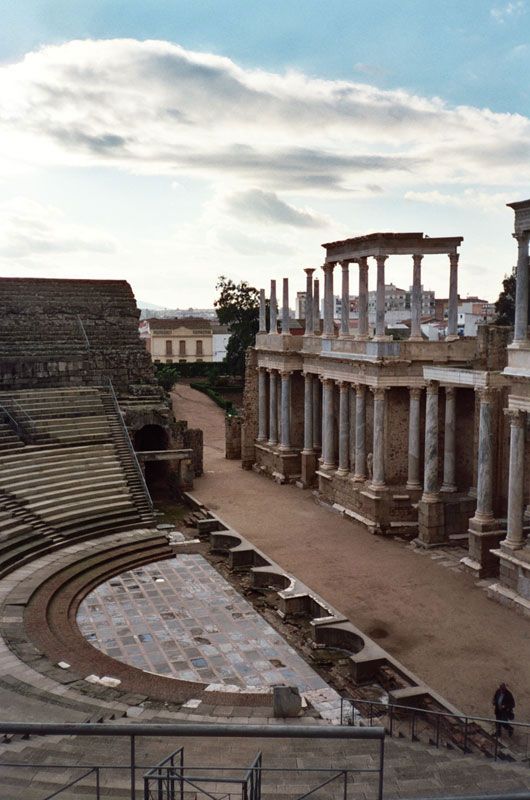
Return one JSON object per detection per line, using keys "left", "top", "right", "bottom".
{"left": 494, "top": 268, "right": 516, "bottom": 326}
{"left": 214, "top": 276, "right": 262, "bottom": 376}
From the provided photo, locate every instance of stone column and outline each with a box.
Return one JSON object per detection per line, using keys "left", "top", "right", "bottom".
{"left": 258, "top": 289, "right": 266, "bottom": 334}
{"left": 282, "top": 278, "right": 289, "bottom": 335}
{"left": 513, "top": 232, "right": 530, "bottom": 345}
{"left": 337, "top": 382, "right": 350, "bottom": 475}
{"left": 267, "top": 369, "right": 278, "bottom": 446}
{"left": 313, "top": 278, "right": 321, "bottom": 333}
{"left": 340, "top": 261, "right": 350, "bottom": 338}
{"left": 322, "top": 379, "right": 335, "bottom": 469}
{"left": 304, "top": 268, "right": 315, "bottom": 336}
{"left": 406, "top": 387, "right": 422, "bottom": 490}
{"left": 301, "top": 372, "right": 316, "bottom": 486}
{"left": 302, "top": 373, "right": 314, "bottom": 453}
{"left": 446, "top": 253, "right": 459, "bottom": 340}
{"left": 410, "top": 254, "right": 423, "bottom": 340}
{"left": 270, "top": 280, "right": 278, "bottom": 333}
{"left": 472, "top": 389, "right": 495, "bottom": 522}
{"left": 357, "top": 257, "right": 369, "bottom": 340}
{"left": 312, "top": 377, "right": 321, "bottom": 450}
{"left": 322, "top": 263, "right": 336, "bottom": 338}
{"left": 503, "top": 409, "right": 526, "bottom": 549}
{"left": 279, "top": 371, "right": 292, "bottom": 451}
{"left": 374, "top": 255, "right": 388, "bottom": 340}
{"left": 257, "top": 367, "right": 268, "bottom": 442}
{"left": 441, "top": 387, "right": 457, "bottom": 492}
{"left": 422, "top": 382, "right": 439, "bottom": 501}
{"left": 370, "top": 387, "right": 387, "bottom": 489}
{"left": 354, "top": 385, "right": 367, "bottom": 480}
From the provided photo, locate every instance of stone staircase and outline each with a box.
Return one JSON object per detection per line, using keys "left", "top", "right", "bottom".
{"left": 0, "top": 387, "right": 155, "bottom": 577}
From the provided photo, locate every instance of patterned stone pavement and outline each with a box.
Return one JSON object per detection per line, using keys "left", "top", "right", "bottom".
{"left": 77, "top": 554, "right": 343, "bottom": 720}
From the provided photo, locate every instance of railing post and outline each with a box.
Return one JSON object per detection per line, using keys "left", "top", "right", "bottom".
{"left": 130, "top": 734, "right": 136, "bottom": 800}
{"left": 463, "top": 717, "right": 468, "bottom": 753}
{"left": 96, "top": 766, "right": 100, "bottom": 800}
{"left": 389, "top": 704, "right": 394, "bottom": 736}
{"left": 343, "top": 768, "right": 348, "bottom": 800}
{"left": 378, "top": 737, "right": 385, "bottom": 800}
{"left": 340, "top": 698, "right": 343, "bottom": 726}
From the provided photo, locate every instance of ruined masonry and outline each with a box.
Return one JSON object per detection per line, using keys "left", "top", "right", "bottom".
{"left": 242, "top": 200, "right": 530, "bottom": 618}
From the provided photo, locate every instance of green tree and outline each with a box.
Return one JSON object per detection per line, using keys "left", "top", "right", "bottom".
{"left": 214, "top": 276, "right": 262, "bottom": 376}
{"left": 494, "top": 269, "right": 516, "bottom": 325}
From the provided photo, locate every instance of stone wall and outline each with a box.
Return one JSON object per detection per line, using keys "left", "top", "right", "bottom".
{"left": 225, "top": 415, "right": 242, "bottom": 459}
{"left": 241, "top": 348, "right": 258, "bottom": 469}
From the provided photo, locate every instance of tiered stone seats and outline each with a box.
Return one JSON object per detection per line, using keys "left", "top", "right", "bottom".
{"left": 0, "top": 278, "right": 158, "bottom": 395}
{"left": 0, "top": 388, "right": 155, "bottom": 576}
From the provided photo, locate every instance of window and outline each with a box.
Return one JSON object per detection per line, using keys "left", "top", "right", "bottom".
{"left": 179, "top": 359, "right": 187, "bottom": 363}
{"left": 197, "top": 358, "right": 203, "bottom": 363}
{"left": 166, "top": 359, "right": 173, "bottom": 364}
{"left": 196, "top": 340, "right": 203, "bottom": 356}
{"left": 165, "top": 340, "right": 172, "bottom": 356}
{"left": 179, "top": 340, "right": 186, "bottom": 355}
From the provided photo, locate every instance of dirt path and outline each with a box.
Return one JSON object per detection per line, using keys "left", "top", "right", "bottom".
{"left": 171, "top": 383, "right": 530, "bottom": 720}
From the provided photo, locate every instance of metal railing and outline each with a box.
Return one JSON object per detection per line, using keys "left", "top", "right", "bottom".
{"left": 0, "top": 721, "right": 385, "bottom": 800}
{"left": 340, "top": 697, "right": 530, "bottom": 762}
{"left": 0, "top": 398, "right": 36, "bottom": 442}
{"left": 105, "top": 377, "right": 153, "bottom": 509}
{"left": 76, "top": 314, "right": 91, "bottom": 350}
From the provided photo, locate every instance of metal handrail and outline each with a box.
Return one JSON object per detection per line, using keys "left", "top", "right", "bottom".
{"left": 0, "top": 721, "right": 385, "bottom": 800}
{"left": 77, "top": 314, "right": 91, "bottom": 350}
{"left": 340, "top": 696, "right": 530, "bottom": 762}
{"left": 105, "top": 377, "right": 153, "bottom": 510}
{"left": 43, "top": 767, "right": 100, "bottom": 800}
{"left": 0, "top": 398, "right": 35, "bottom": 441}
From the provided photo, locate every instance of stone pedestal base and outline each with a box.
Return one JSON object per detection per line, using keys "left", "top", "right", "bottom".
{"left": 300, "top": 451, "right": 317, "bottom": 488}
{"left": 461, "top": 518, "right": 504, "bottom": 578}
{"left": 487, "top": 544, "right": 530, "bottom": 616}
{"left": 416, "top": 499, "right": 446, "bottom": 546}
{"left": 254, "top": 443, "right": 301, "bottom": 484}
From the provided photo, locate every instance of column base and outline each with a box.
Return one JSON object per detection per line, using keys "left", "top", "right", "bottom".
{"left": 335, "top": 467, "right": 349, "bottom": 477}
{"left": 372, "top": 334, "right": 392, "bottom": 342}
{"left": 353, "top": 473, "right": 367, "bottom": 483}
{"left": 368, "top": 481, "right": 388, "bottom": 493}
{"left": 355, "top": 334, "right": 369, "bottom": 341}
{"left": 321, "top": 462, "right": 336, "bottom": 472}
{"left": 440, "top": 483, "right": 457, "bottom": 493}
{"left": 405, "top": 481, "right": 422, "bottom": 491}
{"left": 445, "top": 334, "right": 459, "bottom": 342}
{"left": 301, "top": 451, "right": 317, "bottom": 488}
{"left": 408, "top": 335, "right": 423, "bottom": 342}
{"left": 417, "top": 497, "right": 446, "bottom": 546}
{"left": 267, "top": 440, "right": 278, "bottom": 448}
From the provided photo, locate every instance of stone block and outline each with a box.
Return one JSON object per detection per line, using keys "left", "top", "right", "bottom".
{"left": 273, "top": 685, "right": 302, "bottom": 717}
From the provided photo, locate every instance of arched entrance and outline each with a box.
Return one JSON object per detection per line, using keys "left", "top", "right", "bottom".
{"left": 134, "top": 424, "right": 170, "bottom": 499}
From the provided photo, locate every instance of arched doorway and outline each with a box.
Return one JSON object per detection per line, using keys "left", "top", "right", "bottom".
{"left": 134, "top": 424, "right": 170, "bottom": 499}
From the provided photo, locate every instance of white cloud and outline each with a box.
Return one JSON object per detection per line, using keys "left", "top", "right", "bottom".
{"left": 491, "top": 1, "right": 526, "bottom": 22}
{"left": 404, "top": 189, "right": 513, "bottom": 212}
{"left": 226, "top": 189, "right": 327, "bottom": 228}
{"left": 1, "top": 38, "right": 529, "bottom": 195}
{"left": 0, "top": 197, "right": 117, "bottom": 259}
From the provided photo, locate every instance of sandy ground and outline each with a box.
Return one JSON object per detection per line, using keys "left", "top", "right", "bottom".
{"left": 171, "top": 383, "right": 530, "bottom": 720}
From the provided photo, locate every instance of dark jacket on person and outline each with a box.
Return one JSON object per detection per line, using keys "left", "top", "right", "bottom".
{"left": 493, "top": 686, "right": 515, "bottom": 720}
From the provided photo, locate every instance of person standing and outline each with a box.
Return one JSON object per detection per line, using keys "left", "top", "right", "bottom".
{"left": 493, "top": 682, "right": 515, "bottom": 737}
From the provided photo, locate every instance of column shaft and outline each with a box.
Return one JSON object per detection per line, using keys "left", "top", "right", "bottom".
{"left": 474, "top": 390, "right": 494, "bottom": 520}
{"left": 282, "top": 278, "right": 289, "bottom": 334}
{"left": 313, "top": 278, "right": 321, "bottom": 333}
{"left": 323, "top": 264, "right": 335, "bottom": 337}
{"left": 441, "top": 387, "right": 457, "bottom": 492}
{"left": 312, "top": 377, "right": 321, "bottom": 450}
{"left": 446, "top": 253, "right": 459, "bottom": 339}
{"left": 268, "top": 370, "right": 278, "bottom": 445}
{"left": 422, "top": 383, "right": 439, "bottom": 500}
{"left": 257, "top": 368, "right": 267, "bottom": 441}
{"left": 337, "top": 383, "right": 349, "bottom": 474}
{"left": 406, "top": 387, "right": 422, "bottom": 489}
{"left": 303, "top": 373, "right": 314, "bottom": 453}
{"left": 513, "top": 233, "right": 530, "bottom": 343}
{"left": 270, "top": 280, "right": 277, "bottom": 332}
{"left": 304, "top": 269, "right": 314, "bottom": 336}
{"left": 354, "top": 385, "right": 367, "bottom": 480}
{"left": 374, "top": 255, "right": 387, "bottom": 339}
{"left": 258, "top": 289, "right": 266, "bottom": 333}
{"left": 371, "top": 387, "right": 386, "bottom": 488}
{"left": 279, "top": 372, "right": 292, "bottom": 451}
{"left": 322, "top": 379, "right": 335, "bottom": 469}
{"left": 504, "top": 409, "right": 526, "bottom": 549}
{"left": 340, "top": 261, "right": 350, "bottom": 337}
{"left": 410, "top": 254, "right": 423, "bottom": 339}
{"left": 357, "top": 257, "right": 369, "bottom": 339}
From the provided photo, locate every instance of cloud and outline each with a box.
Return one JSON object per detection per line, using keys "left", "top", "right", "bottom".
{"left": 404, "top": 189, "right": 513, "bottom": 212}
{"left": 1, "top": 38, "right": 530, "bottom": 195}
{"left": 226, "top": 189, "right": 327, "bottom": 228}
{"left": 216, "top": 229, "right": 293, "bottom": 256}
{"left": 0, "top": 197, "right": 117, "bottom": 259}
{"left": 490, "top": 1, "right": 526, "bottom": 22}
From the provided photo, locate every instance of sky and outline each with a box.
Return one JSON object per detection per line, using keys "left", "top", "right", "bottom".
{"left": 1, "top": 1, "right": 529, "bottom": 308}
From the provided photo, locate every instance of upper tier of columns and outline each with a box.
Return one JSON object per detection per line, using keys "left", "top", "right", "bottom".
{"left": 259, "top": 248, "right": 460, "bottom": 341}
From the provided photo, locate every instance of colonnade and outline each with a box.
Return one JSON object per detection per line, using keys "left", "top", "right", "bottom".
{"left": 258, "top": 250, "right": 460, "bottom": 341}
{"left": 503, "top": 408, "right": 527, "bottom": 550}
